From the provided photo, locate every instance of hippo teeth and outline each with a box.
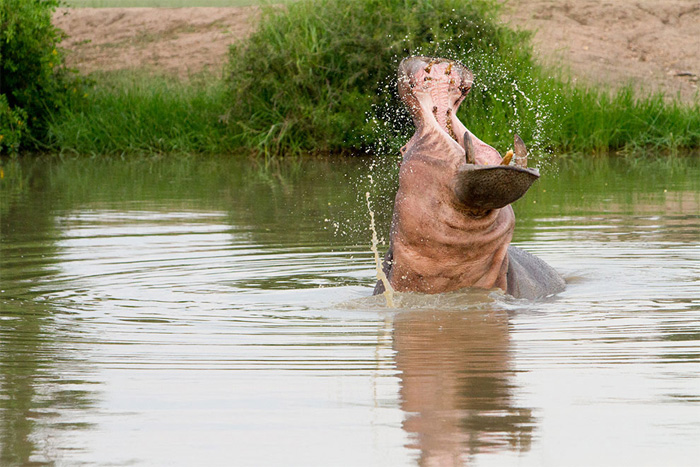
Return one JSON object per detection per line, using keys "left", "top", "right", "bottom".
{"left": 501, "top": 150, "right": 514, "bottom": 166}
{"left": 465, "top": 131, "right": 533, "bottom": 169}
{"left": 464, "top": 131, "right": 476, "bottom": 164}
{"left": 401, "top": 57, "right": 473, "bottom": 139}
{"left": 513, "top": 134, "right": 528, "bottom": 168}
{"left": 423, "top": 59, "right": 438, "bottom": 73}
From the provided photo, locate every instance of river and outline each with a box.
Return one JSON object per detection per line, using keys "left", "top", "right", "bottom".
{"left": 1, "top": 154, "right": 699, "bottom": 466}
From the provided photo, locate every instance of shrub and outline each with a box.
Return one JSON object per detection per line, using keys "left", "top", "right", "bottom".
{"left": 225, "top": 0, "right": 559, "bottom": 156}
{"left": 0, "top": 0, "right": 79, "bottom": 154}
{"left": 0, "top": 94, "right": 27, "bottom": 153}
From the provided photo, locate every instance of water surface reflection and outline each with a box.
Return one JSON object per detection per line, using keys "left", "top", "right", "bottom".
{"left": 0, "top": 155, "right": 698, "bottom": 466}
{"left": 0, "top": 173, "right": 99, "bottom": 465}
{"left": 395, "top": 305, "right": 534, "bottom": 466}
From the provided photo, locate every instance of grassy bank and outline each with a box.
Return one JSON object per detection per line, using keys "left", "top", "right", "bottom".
{"left": 47, "top": 73, "right": 234, "bottom": 155}
{"left": 557, "top": 86, "right": 700, "bottom": 156}
{"left": 66, "top": 0, "right": 259, "bottom": 6}
{"left": 46, "top": 0, "right": 699, "bottom": 157}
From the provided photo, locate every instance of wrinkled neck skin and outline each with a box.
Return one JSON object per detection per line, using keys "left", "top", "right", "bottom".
{"left": 389, "top": 57, "right": 514, "bottom": 294}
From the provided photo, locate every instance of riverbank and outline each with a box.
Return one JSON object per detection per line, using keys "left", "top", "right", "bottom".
{"left": 42, "top": 0, "right": 699, "bottom": 157}
{"left": 54, "top": 1, "right": 699, "bottom": 101}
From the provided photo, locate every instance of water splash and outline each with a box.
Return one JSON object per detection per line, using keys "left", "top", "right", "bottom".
{"left": 365, "top": 191, "right": 394, "bottom": 308}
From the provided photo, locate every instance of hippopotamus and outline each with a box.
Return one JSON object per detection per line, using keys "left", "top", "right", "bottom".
{"left": 374, "top": 56, "right": 565, "bottom": 300}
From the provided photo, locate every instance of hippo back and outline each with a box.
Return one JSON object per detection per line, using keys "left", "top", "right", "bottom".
{"left": 506, "top": 246, "right": 566, "bottom": 299}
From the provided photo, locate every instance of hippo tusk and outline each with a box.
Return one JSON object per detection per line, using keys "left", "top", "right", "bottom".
{"left": 501, "top": 150, "right": 513, "bottom": 166}
{"left": 513, "top": 134, "right": 528, "bottom": 168}
{"left": 424, "top": 59, "right": 439, "bottom": 74}
{"left": 464, "top": 131, "right": 476, "bottom": 164}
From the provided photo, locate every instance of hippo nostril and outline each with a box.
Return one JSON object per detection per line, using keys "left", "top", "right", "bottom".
{"left": 432, "top": 106, "right": 438, "bottom": 114}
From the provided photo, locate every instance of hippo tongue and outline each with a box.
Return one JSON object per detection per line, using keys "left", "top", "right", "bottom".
{"left": 455, "top": 132, "right": 540, "bottom": 211}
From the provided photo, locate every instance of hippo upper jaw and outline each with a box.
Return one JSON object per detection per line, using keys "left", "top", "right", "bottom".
{"left": 398, "top": 56, "right": 475, "bottom": 161}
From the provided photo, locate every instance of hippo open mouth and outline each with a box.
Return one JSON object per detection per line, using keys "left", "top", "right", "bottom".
{"left": 398, "top": 56, "right": 540, "bottom": 213}
{"left": 374, "top": 56, "right": 565, "bottom": 299}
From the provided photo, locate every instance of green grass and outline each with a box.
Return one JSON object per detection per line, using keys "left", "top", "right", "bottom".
{"left": 224, "top": 0, "right": 546, "bottom": 155}
{"left": 47, "top": 72, "right": 237, "bottom": 155}
{"left": 555, "top": 85, "right": 700, "bottom": 156}
{"left": 46, "top": 0, "right": 700, "bottom": 157}
{"left": 65, "top": 0, "right": 262, "bottom": 7}
{"left": 222, "top": 0, "right": 699, "bottom": 157}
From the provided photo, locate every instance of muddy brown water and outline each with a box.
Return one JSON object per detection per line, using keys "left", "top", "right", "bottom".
{"left": 1, "top": 154, "right": 699, "bottom": 466}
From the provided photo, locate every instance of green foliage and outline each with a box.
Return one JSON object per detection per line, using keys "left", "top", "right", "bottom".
{"left": 225, "top": 0, "right": 539, "bottom": 155}
{"left": 224, "top": 0, "right": 698, "bottom": 158}
{"left": 67, "top": 0, "right": 257, "bottom": 5}
{"left": 48, "top": 72, "right": 234, "bottom": 156}
{"left": 45, "top": 0, "right": 700, "bottom": 157}
{"left": 555, "top": 86, "right": 700, "bottom": 156}
{"left": 0, "top": 0, "right": 80, "bottom": 153}
{"left": 0, "top": 94, "right": 28, "bottom": 153}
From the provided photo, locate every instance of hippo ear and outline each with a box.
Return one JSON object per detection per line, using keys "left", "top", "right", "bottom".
{"left": 454, "top": 164, "right": 540, "bottom": 211}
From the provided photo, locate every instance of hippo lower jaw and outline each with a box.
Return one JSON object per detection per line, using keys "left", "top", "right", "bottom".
{"left": 455, "top": 132, "right": 541, "bottom": 214}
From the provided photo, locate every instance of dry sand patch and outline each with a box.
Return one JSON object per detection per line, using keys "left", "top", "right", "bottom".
{"left": 502, "top": 0, "right": 700, "bottom": 101}
{"left": 54, "top": 7, "right": 260, "bottom": 77}
{"left": 54, "top": 1, "right": 699, "bottom": 101}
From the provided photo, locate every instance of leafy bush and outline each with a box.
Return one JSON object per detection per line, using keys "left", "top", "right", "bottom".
{"left": 225, "top": 0, "right": 559, "bottom": 156}
{"left": 0, "top": 0, "right": 79, "bottom": 154}
{"left": 0, "top": 94, "right": 27, "bottom": 153}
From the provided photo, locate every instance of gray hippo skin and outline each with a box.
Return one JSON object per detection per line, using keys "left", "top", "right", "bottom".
{"left": 374, "top": 56, "right": 565, "bottom": 300}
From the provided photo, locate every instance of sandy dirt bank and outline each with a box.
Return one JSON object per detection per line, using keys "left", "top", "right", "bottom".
{"left": 503, "top": 0, "right": 699, "bottom": 101}
{"left": 53, "top": 6, "right": 260, "bottom": 77}
{"left": 53, "top": 1, "right": 699, "bottom": 101}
